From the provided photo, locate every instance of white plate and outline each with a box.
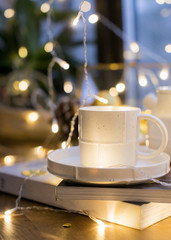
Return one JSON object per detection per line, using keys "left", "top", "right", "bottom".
{"left": 47, "top": 146, "right": 170, "bottom": 185}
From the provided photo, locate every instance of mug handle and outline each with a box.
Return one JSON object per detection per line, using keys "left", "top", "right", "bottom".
{"left": 137, "top": 114, "right": 168, "bottom": 159}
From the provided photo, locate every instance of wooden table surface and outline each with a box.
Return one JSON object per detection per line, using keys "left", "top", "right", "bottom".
{"left": 0, "top": 192, "right": 171, "bottom": 240}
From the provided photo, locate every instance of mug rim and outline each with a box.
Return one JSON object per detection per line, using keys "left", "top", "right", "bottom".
{"left": 79, "top": 106, "right": 140, "bottom": 112}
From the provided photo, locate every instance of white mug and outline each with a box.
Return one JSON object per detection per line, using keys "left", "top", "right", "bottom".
{"left": 79, "top": 106, "right": 168, "bottom": 168}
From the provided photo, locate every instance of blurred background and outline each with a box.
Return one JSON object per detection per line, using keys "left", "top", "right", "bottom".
{"left": 0, "top": 0, "right": 171, "bottom": 165}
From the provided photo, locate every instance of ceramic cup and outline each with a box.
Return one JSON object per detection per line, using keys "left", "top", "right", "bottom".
{"left": 79, "top": 106, "right": 168, "bottom": 168}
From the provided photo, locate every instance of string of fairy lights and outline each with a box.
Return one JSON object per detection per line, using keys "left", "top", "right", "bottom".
{"left": 0, "top": 0, "right": 108, "bottom": 228}
{"left": 3, "top": 0, "right": 171, "bottom": 90}
{"left": 2, "top": 0, "right": 171, "bottom": 143}
{"left": 1, "top": 1, "right": 170, "bottom": 161}
{"left": 1, "top": 0, "right": 171, "bottom": 229}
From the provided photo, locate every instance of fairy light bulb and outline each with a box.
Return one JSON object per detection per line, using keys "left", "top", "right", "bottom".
{"left": 139, "top": 75, "right": 148, "bottom": 87}
{"left": 62, "top": 62, "right": 70, "bottom": 70}
{"left": 61, "top": 141, "right": 67, "bottom": 149}
{"left": 26, "top": 112, "right": 39, "bottom": 123}
{"left": 4, "top": 214, "right": 11, "bottom": 223}
{"left": 109, "top": 87, "right": 118, "bottom": 97}
{"left": 4, "top": 8, "right": 15, "bottom": 18}
{"left": 73, "top": 15, "right": 80, "bottom": 26}
{"left": 130, "top": 42, "right": 140, "bottom": 53}
{"left": 18, "top": 47, "right": 28, "bottom": 58}
{"left": 64, "top": 81, "right": 73, "bottom": 93}
{"left": 18, "top": 79, "right": 30, "bottom": 91}
{"left": 116, "top": 83, "right": 126, "bottom": 93}
{"left": 40, "top": 3, "right": 50, "bottom": 13}
{"left": 33, "top": 146, "right": 46, "bottom": 158}
{"left": 55, "top": 57, "right": 70, "bottom": 70}
{"left": 88, "top": 14, "right": 99, "bottom": 24}
{"left": 5, "top": 210, "right": 13, "bottom": 216}
{"left": 51, "top": 119, "right": 59, "bottom": 133}
{"left": 44, "top": 42, "right": 53, "bottom": 53}
{"left": 165, "top": 44, "right": 171, "bottom": 53}
{"left": 4, "top": 210, "right": 13, "bottom": 223}
{"left": 96, "top": 219, "right": 106, "bottom": 235}
{"left": 96, "top": 219, "right": 105, "bottom": 225}
{"left": 80, "top": 1, "right": 91, "bottom": 12}
{"left": 3, "top": 155, "right": 16, "bottom": 166}
{"left": 93, "top": 95, "right": 108, "bottom": 104}
{"left": 159, "top": 68, "right": 169, "bottom": 80}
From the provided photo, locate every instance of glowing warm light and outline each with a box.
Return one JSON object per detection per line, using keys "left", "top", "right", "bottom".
{"left": 4, "top": 214, "right": 11, "bottom": 223}
{"left": 159, "top": 68, "right": 169, "bottom": 80}
{"left": 33, "top": 146, "right": 46, "bottom": 158}
{"left": 18, "top": 79, "right": 30, "bottom": 91}
{"left": 156, "top": 0, "right": 165, "bottom": 4}
{"left": 5, "top": 210, "right": 12, "bottom": 216}
{"left": 116, "top": 83, "right": 126, "bottom": 93}
{"left": 55, "top": 57, "right": 70, "bottom": 70}
{"left": 165, "top": 44, "right": 171, "bottom": 53}
{"left": 130, "top": 42, "right": 140, "bottom": 53}
{"left": 44, "top": 42, "right": 53, "bottom": 52}
{"left": 27, "top": 112, "right": 39, "bottom": 123}
{"left": 51, "top": 119, "right": 59, "bottom": 133}
{"left": 18, "top": 47, "right": 28, "bottom": 58}
{"left": 61, "top": 141, "right": 67, "bottom": 149}
{"left": 64, "top": 81, "right": 73, "bottom": 93}
{"left": 13, "top": 81, "right": 20, "bottom": 91}
{"left": 109, "top": 87, "right": 118, "bottom": 97}
{"left": 80, "top": 1, "right": 91, "bottom": 12}
{"left": 97, "top": 220, "right": 105, "bottom": 234}
{"left": 3, "top": 155, "right": 16, "bottom": 166}
{"left": 73, "top": 16, "right": 80, "bottom": 26}
{"left": 88, "top": 14, "right": 99, "bottom": 24}
{"left": 40, "top": 3, "right": 50, "bottom": 13}
{"left": 165, "top": 0, "right": 171, "bottom": 3}
{"left": 4, "top": 8, "right": 15, "bottom": 18}
{"left": 139, "top": 75, "right": 148, "bottom": 87}
{"left": 94, "top": 95, "right": 108, "bottom": 104}
{"left": 13, "top": 79, "right": 30, "bottom": 92}
{"left": 4, "top": 209, "right": 15, "bottom": 223}
{"left": 97, "top": 225, "right": 105, "bottom": 235}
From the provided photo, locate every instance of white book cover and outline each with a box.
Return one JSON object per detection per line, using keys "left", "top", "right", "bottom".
{"left": 0, "top": 159, "right": 171, "bottom": 230}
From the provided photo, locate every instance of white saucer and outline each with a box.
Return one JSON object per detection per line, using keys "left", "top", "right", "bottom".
{"left": 47, "top": 146, "right": 170, "bottom": 185}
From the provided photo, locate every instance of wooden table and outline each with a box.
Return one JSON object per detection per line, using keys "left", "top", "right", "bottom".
{"left": 1, "top": 192, "right": 171, "bottom": 240}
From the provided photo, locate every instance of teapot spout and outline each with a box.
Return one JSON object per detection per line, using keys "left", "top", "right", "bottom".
{"left": 143, "top": 93, "right": 157, "bottom": 110}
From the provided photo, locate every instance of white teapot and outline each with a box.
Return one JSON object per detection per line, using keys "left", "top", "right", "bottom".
{"left": 143, "top": 86, "right": 171, "bottom": 156}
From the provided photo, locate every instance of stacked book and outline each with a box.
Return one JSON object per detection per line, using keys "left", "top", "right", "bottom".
{"left": 0, "top": 158, "right": 171, "bottom": 230}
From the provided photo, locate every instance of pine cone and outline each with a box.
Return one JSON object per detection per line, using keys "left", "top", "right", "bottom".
{"left": 55, "top": 96, "right": 79, "bottom": 145}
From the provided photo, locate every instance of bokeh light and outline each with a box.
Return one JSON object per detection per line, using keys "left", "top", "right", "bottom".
{"left": 18, "top": 47, "right": 28, "bottom": 58}
{"left": 4, "top": 9, "right": 15, "bottom": 18}
{"left": 40, "top": 3, "right": 50, "bottom": 13}
{"left": 64, "top": 81, "right": 73, "bottom": 93}
{"left": 88, "top": 14, "right": 99, "bottom": 24}
{"left": 116, "top": 83, "right": 126, "bottom": 93}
